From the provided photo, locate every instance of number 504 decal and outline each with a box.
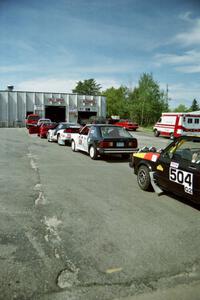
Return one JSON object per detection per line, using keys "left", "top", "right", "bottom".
{"left": 169, "top": 168, "right": 193, "bottom": 195}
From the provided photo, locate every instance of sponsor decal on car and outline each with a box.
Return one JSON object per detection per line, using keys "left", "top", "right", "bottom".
{"left": 169, "top": 167, "right": 193, "bottom": 195}
{"left": 170, "top": 161, "right": 179, "bottom": 168}
{"left": 156, "top": 164, "right": 164, "bottom": 171}
{"left": 134, "top": 152, "right": 160, "bottom": 161}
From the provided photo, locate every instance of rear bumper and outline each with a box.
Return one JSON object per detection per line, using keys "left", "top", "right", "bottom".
{"left": 98, "top": 148, "right": 138, "bottom": 154}
{"left": 126, "top": 127, "right": 138, "bottom": 130}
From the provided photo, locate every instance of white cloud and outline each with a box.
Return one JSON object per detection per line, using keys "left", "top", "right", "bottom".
{"left": 66, "top": 62, "right": 140, "bottom": 74}
{"left": 179, "top": 12, "right": 194, "bottom": 23}
{"left": 154, "top": 50, "right": 200, "bottom": 74}
{"left": 164, "top": 83, "right": 200, "bottom": 107}
{"left": 15, "top": 77, "right": 121, "bottom": 93}
{"left": 175, "top": 15, "right": 200, "bottom": 46}
{"left": 0, "top": 65, "right": 36, "bottom": 73}
{"left": 98, "top": 78, "right": 120, "bottom": 90}
{"left": 16, "top": 78, "right": 77, "bottom": 93}
{"left": 155, "top": 50, "right": 200, "bottom": 65}
{"left": 175, "top": 65, "right": 200, "bottom": 73}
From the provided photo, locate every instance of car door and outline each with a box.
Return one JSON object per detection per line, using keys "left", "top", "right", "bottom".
{"left": 77, "top": 126, "right": 90, "bottom": 152}
{"left": 156, "top": 138, "right": 199, "bottom": 200}
{"left": 81, "top": 126, "right": 90, "bottom": 152}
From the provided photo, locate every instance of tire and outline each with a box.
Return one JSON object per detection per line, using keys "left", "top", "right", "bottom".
{"left": 137, "top": 165, "right": 151, "bottom": 191}
{"left": 71, "top": 140, "right": 76, "bottom": 152}
{"left": 154, "top": 129, "right": 160, "bottom": 137}
{"left": 57, "top": 135, "right": 63, "bottom": 145}
{"left": 56, "top": 134, "right": 60, "bottom": 143}
{"left": 89, "top": 146, "right": 98, "bottom": 160}
{"left": 47, "top": 133, "right": 51, "bottom": 142}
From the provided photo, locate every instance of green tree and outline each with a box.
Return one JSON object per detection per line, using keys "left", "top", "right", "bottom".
{"left": 72, "top": 79, "right": 102, "bottom": 95}
{"left": 102, "top": 86, "right": 129, "bottom": 118}
{"left": 189, "top": 99, "right": 200, "bottom": 111}
{"left": 173, "top": 104, "right": 188, "bottom": 112}
{"left": 128, "top": 73, "right": 169, "bottom": 126}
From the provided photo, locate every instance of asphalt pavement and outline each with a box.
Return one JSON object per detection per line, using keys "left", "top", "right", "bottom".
{"left": 0, "top": 128, "right": 199, "bottom": 300}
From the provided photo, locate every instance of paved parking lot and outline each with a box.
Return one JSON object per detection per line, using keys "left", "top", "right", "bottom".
{"left": 0, "top": 128, "right": 199, "bottom": 300}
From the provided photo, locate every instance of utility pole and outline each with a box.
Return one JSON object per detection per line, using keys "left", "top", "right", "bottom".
{"left": 166, "top": 84, "right": 169, "bottom": 102}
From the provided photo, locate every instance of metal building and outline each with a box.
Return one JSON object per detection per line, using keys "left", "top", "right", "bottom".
{"left": 0, "top": 88, "right": 106, "bottom": 127}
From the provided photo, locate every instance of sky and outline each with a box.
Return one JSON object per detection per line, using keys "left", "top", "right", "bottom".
{"left": 0, "top": 0, "right": 200, "bottom": 108}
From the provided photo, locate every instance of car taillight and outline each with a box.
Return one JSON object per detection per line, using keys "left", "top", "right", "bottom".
{"left": 128, "top": 140, "right": 137, "bottom": 147}
{"left": 99, "top": 141, "right": 114, "bottom": 147}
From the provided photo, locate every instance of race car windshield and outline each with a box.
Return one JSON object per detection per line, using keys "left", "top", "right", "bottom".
{"left": 167, "top": 138, "right": 200, "bottom": 163}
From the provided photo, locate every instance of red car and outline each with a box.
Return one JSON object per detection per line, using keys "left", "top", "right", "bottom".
{"left": 114, "top": 119, "right": 139, "bottom": 131}
{"left": 38, "top": 122, "right": 58, "bottom": 138}
{"left": 26, "top": 114, "right": 40, "bottom": 128}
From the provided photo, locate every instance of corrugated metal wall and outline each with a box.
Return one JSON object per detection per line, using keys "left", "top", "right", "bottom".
{"left": 0, "top": 91, "right": 106, "bottom": 127}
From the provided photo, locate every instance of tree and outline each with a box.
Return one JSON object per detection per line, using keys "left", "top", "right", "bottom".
{"left": 72, "top": 79, "right": 102, "bottom": 95}
{"left": 102, "top": 86, "right": 129, "bottom": 118}
{"left": 173, "top": 104, "right": 188, "bottom": 112}
{"left": 189, "top": 99, "right": 200, "bottom": 111}
{"left": 128, "top": 73, "right": 169, "bottom": 126}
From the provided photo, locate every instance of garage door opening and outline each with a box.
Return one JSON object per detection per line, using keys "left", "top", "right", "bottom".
{"left": 45, "top": 106, "right": 66, "bottom": 123}
{"left": 78, "top": 111, "right": 97, "bottom": 125}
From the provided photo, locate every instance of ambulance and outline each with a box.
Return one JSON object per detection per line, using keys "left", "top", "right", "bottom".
{"left": 153, "top": 111, "right": 200, "bottom": 138}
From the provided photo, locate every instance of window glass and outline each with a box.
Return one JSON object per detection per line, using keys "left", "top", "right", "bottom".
{"left": 89, "top": 127, "right": 98, "bottom": 138}
{"left": 167, "top": 139, "right": 200, "bottom": 163}
{"left": 80, "top": 126, "right": 90, "bottom": 135}
{"left": 195, "top": 118, "right": 199, "bottom": 124}
{"left": 187, "top": 118, "right": 193, "bottom": 124}
{"left": 100, "top": 126, "right": 132, "bottom": 138}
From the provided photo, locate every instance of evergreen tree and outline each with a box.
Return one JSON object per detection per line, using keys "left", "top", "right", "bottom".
{"left": 72, "top": 79, "right": 101, "bottom": 95}
{"left": 189, "top": 99, "right": 200, "bottom": 111}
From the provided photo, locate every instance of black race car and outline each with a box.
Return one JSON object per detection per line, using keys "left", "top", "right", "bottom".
{"left": 129, "top": 136, "right": 200, "bottom": 203}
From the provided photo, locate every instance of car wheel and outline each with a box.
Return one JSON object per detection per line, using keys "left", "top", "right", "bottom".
{"left": 137, "top": 165, "right": 151, "bottom": 191}
{"left": 58, "top": 135, "right": 63, "bottom": 145}
{"left": 47, "top": 133, "right": 51, "bottom": 142}
{"left": 89, "top": 146, "right": 98, "bottom": 160}
{"left": 154, "top": 129, "right": 160, "bottom": 137}
{"left": 71, "top": 140, "right": 76, "bottom": 152}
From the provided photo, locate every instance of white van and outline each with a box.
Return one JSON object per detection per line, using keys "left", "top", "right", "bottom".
{"left": 153, "top": 111, "right": 200, "bottom": 138}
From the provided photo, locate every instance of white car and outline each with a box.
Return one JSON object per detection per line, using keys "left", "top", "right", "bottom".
{"left": 47, "top": 122, "right": 81, "bottom": 145}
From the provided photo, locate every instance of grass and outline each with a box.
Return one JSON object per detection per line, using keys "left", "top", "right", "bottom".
{"left": 138, "top": 125, "right": 153, "bottom": 132}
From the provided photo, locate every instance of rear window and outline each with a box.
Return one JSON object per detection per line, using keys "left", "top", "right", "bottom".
{"left": 100, "top": 126, "right": 132, "bottom": 138}
{"left": 38, "top": 119, "right": 51, "bottom": 124}
{"left": 71, "top": 128, "right": 80, "bottom": 133}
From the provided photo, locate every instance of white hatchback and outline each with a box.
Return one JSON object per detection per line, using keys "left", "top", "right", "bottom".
{"left": 47, "top": 123, "right": 81, "bottom": 145}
